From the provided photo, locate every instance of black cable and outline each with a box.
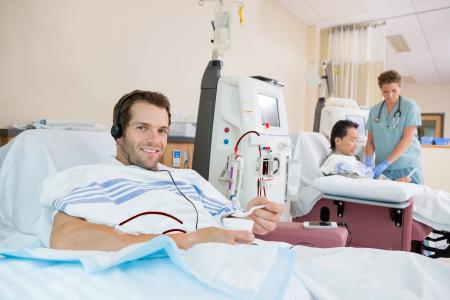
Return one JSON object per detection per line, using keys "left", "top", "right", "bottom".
{"left": 157, "top": 169, "right": 199, "bottom": 231}
{"left": 338, "top": 222, "right": 352, "bottom": 247}
{"left": 115, "top": 140, "right": 132, "bottom": 165}
{"left": 113, "top": 140, "right": 199, "bottom": 230}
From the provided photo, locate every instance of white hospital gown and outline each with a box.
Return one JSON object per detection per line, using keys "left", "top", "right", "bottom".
{"left": 321, "top": 152, "right": 374, "bottom": 178}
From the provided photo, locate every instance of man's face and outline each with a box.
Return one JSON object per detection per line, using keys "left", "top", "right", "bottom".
{"left": 116, "top": 101, "right": 169, "bottom": 170}
{"left": 335, "top": 127, "right": 358, "bottom": 156}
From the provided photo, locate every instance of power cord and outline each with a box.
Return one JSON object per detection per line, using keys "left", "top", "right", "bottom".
{"left": 338, "top": 222, "right": 352, "bottom": 247}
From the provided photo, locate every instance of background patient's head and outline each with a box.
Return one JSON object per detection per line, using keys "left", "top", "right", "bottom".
{"left": 330, "top": 120, "right": 359, "bottom": 156}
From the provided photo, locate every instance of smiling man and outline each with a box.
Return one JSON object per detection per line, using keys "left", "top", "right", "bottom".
{"left": 44, "top": 90, "right": 284, "bottom": 251}
{"left": 113, "top": 91, "right": 170, "bottom": 170}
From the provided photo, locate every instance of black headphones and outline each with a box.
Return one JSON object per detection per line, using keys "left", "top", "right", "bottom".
{"left": 111, "top": 90, "right": 144, "bottom": 140}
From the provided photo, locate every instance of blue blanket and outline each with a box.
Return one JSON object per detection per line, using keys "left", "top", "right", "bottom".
{"left": 0, "top": 236, "right": 293, "bottom": 300}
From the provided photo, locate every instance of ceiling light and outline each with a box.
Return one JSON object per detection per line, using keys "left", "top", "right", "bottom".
{"left": 387, "top": 35, "right": 410, "bottom": 53}
{"left": 402, "top": 76, "right": 417, "bottom": 84}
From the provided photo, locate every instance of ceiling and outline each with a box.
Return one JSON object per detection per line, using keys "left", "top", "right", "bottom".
{"left": 277, "top": 0, "right": 450, "bottom": 86}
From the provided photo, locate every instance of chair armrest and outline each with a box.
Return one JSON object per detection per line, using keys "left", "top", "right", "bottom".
{"left": 256, "top": 221, "right": 348, "bottom": 248}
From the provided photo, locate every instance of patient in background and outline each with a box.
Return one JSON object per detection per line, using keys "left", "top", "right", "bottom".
{"left": 321, "top": 120, "right": 411, "bottom": 182}
{"left": 42, "top": 90, "right": 284, "bottom": 251}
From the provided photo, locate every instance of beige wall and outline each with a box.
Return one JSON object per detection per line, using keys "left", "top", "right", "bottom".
{"left": 303, "top": 26, "right": 320, "bottom": 132}
{"left": 0, "top": 0, "right": 307, "bottom": 132}
{"left": 422, "top": 147, "right": 450, "bottom": 190}
{"left": 401, "top": 84, "right": 450, "bottom": 190}
{"left": 401, "top": 84, "right": 450, "bottom": 137}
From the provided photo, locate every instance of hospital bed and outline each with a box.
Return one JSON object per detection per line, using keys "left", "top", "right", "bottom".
{"left": 289, "top": 131, "right": 441, "bottom": 254}
{"left": 1, "top": 129, "right": 450, "bottom": 299}
{"left": 0, "top": 129, "right": 348, "bottom": 250}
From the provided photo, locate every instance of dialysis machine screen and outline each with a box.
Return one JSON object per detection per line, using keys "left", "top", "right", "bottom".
{"left": 258, "top": 94, "right": 280, "bottom": 127}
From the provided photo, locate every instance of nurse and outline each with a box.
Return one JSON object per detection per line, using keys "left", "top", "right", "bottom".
{"left": 365, "top": 70, "right": 423, "bottom": 184}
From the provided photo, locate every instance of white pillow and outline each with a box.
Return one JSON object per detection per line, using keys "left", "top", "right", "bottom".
{"left": 325, "top": 97, "right": 359, "bottom": 108}
{"left": 313, "top": 175, "right": 413, "bottom": 203}
{"left": 0, "top": 129, "right": 115, "bottom": 235}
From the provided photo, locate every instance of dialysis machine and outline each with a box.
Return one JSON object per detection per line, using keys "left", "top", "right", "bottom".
{"left": 208, "top": 76, "right": 292, "bottom": 208}
{"left": 193, "top": 0, "right": 296, "bottom": 208}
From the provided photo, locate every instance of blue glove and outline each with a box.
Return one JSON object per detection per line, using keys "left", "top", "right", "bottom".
{"left": 373, "top": 160, "right": 390, "bottom": 178}
{"left": 364, "top": 155, "right": 373, "bottom": 168}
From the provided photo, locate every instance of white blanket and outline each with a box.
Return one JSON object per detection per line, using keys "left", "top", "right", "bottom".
{"left": 399, "top": 183, "right": 450, "bottom": 231}
{"left": 290, "top": 245, "right": 450, "bottom": 300}
{"left": 37, "top": 164, "right": 237, "bottom": 246}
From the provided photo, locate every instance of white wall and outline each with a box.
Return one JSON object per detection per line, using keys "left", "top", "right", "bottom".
{"left": 402, "top": 84, "right": 450, "bottom": 137}
{"left": 0, "top": 0, "right": 307, "bottom": 132}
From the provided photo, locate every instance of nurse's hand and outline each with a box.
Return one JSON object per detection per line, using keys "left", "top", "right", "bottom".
{"left": 246, "top": 197, "right": 285, "bottom": 235}
{"left": 373, "top": 160, "right": 390, "bottom": 178}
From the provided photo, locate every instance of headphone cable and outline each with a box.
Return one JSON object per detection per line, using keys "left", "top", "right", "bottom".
{"left": 115, "top": 140, "right": 132, "bottom": 165}
{"left": 114, "top": 139, "right": 199, "bottom": 231}
{"left": 157, "top": 169, "right": 199, "bottom": 231}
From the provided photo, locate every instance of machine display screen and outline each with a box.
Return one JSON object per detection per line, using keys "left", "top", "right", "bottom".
{"left": 258, "top": 94, "right": 280, "bottom": 127}
{"left": 346, "top": 114, "right": 366, "bottom": 137}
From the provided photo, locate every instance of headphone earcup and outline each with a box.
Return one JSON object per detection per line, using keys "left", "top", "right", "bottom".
{"left": 111, "top": 123, "right": 123, "bottom": 139}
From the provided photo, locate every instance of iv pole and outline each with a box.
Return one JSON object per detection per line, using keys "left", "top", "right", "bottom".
{"left": 313, "top": 61, "right": 333, "bottom": 132}
{"left": 193, "top": 0, "right": 243, "bottom": 179}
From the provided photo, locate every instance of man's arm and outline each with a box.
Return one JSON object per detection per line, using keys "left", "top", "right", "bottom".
{"left": 51, "top": 212, "right": 254, "bottom": 251}
{"left": 246, "top": 197, "right": 284, "bottom": 235}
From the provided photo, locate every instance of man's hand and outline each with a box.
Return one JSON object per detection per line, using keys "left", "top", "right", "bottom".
{"left": 396, "top": 176, "right": 412, "bottom": 183}
{"left": 186, "top": 227, "right": 254, "bottom": 248}
{"left": 246, "top": 197, "right": 284, "bottom": 235}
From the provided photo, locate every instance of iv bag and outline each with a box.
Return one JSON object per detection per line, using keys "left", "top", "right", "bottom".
{"left": 213, "top": 3, "right": 232, "bottom": 54}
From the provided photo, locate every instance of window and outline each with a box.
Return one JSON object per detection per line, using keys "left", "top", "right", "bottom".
{"left": 418, "top": 113, "right": 445, "bottom": 138}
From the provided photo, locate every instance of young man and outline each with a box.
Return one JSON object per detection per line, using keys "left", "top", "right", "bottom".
{"left": 45, "top": 90, "right": 284, "bottom": 251}
{"left": 321, "top": 120, "right": 410, "bottom": 182}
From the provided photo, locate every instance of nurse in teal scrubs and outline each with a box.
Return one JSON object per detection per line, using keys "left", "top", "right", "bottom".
{"left": 365, "top": 70, "right": 423, "bottom": 184}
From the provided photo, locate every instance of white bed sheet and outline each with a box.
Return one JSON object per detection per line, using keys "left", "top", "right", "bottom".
{"left": 1, "top": 238, "right": 450, "bottom": 300}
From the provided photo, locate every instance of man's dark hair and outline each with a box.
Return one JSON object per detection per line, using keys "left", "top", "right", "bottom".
{"left": 377, "top": 70, "right": 401, "bottom": 88}
{"left": 330, "top": 120, "right": 359, "bottom": 150}
{"left": 112, "top": 90, "right": 172, "bottom": 133}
